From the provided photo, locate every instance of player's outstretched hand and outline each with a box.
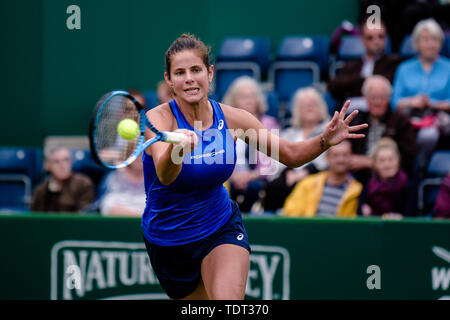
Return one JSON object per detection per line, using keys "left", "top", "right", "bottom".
{"left": 322, "top": 100, "right": 368, "bottom": 148}
{"left": 174, "top": 129, "right": 198, "bottom": 153}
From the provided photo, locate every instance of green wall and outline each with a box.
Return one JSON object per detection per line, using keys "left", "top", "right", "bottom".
{"left": 2, "top": 0, "right": 358, "bottom": 148}
{"left": 1, "top": 214, "right": 449, "bottom": 300}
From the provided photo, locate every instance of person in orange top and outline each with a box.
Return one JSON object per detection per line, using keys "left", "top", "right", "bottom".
{"left": 283, "top": 140, "right": 362, "bottom": 217}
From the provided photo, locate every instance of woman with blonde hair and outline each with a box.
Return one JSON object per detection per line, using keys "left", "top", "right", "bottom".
{"left": 263, "top": 87, "right": 331, "bottom": 212}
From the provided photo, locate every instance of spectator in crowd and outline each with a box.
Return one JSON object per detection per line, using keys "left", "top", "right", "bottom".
{"left": 434, "top": 171, "right": 450, "bottom": 219}
{"left": 391, "top": 18, "right": 450, "bottom": 178}
{"left": 262, "top": 87, "right": 330, "bottom": 212}
{"left": 31, "top": 145, "right": 95, "bottom": 213}
{"left": 282, "top": 140, "right": 362, "bottom": 218}
{"left": 127, "top": 88, "right": 147, "bottom": 109}
{"left": 156, "top": 80, "right": 174, "bottom": 104}
{"left": 358, "top": 138, "right": 412, "bottom": 219}
{"left": 349, "top": 75, "right": 416, "bottom": 184}
{"left": 99, "top": 155, "right": 145, "bottom": 217}
{"left": 358, "top": 0, "right": 450, "bottom": 52}
{"left": 328, "top": 17, "right": 402, "bottom": 112}
{"left": 222, "top": 76, "right": 280, "bottom": 213}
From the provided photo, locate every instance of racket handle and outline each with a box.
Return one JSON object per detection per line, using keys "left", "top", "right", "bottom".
{"left": 163, "top": 131, "right": 186, "bottom": 144}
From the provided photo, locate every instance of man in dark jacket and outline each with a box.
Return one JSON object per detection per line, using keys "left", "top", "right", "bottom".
{"left": 349, "top": 75, "right": 416, "bottom": 185}
{"left": 31, "top": 145, "right": 95, "bottom": 213}
{"left": 328, "top": 19, "right": 403, "bottom": 111}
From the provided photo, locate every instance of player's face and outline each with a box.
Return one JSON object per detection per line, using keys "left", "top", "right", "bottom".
{"left": 374, "top": 148, "right": 400, "bottom": 180}
{"left": 165, "top": 50, "right": 213, "bottom": 104}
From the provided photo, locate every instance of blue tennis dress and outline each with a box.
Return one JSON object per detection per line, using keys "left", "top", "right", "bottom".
{"left": 141, "top": 99, "right": 236, "bottom": 246}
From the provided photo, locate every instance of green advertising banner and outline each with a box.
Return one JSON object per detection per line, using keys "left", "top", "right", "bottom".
{"left": 0, "top": 214, "right": 449, "bottom": 300}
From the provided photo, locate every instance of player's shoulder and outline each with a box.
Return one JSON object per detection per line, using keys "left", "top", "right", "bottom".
{"left": 146, "top": 103, "right": 176, "bottom": 128}
{"left": 218, "top": 103, "right": 254, "bottom": 129}
{"left": 147, "top": 102, "right": 172, "bottom": 117}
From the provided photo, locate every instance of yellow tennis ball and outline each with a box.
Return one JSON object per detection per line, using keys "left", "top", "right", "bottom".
{"left": 117, "top": 118, "right": 139, "bottom": 140}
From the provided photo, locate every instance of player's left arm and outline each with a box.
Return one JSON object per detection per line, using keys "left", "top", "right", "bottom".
{"left": 221, "top": 100, "right": 367, "bottom": 168}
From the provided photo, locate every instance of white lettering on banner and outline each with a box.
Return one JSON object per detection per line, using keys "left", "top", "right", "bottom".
{"left": 52, "top": 241, "right": 290, "bottom": 300}
{"left": 431, "top": 246, "right": 450, "bottom": 297}
{"left": 432, "top": 268, "right": 450, "bottom": 291}
{"left": 51, "top": 241, "right": 164, "bottom": 300}
{"left": 65, "top": 265, "right": 81, "bottom": 291}
{"left": 245, "top": 245, "right": 290, "bottom": 300}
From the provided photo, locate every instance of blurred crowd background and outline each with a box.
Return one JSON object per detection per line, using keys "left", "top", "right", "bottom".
{"left": 1, "top": 0, "right": 449, "bottom": 219}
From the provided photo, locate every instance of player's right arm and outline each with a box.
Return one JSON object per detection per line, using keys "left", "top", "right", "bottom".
{"left": 145, "top": 104, "right": 196, "bottom": 185}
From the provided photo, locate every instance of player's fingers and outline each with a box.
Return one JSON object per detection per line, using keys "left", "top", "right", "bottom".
{"left": 330, "top": 111, "right": 339, "bottom": 126}
{"left": 348, "top": 123, "right": 368, "bottom": 132}
{"left": 339, "top": 100, "right": 350, "bottom": 119}
{"left": 344, "top": 109, "right": 359, "bottom": 125}
{"left": 347, "top": 133, "right": 366, "bottom": 139}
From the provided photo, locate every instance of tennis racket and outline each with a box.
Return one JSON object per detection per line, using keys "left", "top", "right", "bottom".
{"left": 89, "top": 90, "right": 185, "bottom": 169}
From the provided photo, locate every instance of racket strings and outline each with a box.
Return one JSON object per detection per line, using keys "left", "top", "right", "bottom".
{"left": 94, "top": 95, "right": 141, "bottom": 166}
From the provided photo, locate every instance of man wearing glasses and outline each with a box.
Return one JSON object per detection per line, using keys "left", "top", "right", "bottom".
{"left": 328, "top": 18, "right": 403, "bottom": 113}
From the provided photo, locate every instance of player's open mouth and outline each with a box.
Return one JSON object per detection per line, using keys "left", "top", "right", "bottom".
{"left": 185, "top": 88, "right": 200, "bottom": 95}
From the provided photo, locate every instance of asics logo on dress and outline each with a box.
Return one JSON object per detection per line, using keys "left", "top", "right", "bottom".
{"left": 237, "top": 233, "right": 244, "bottom": 241}
{"left": 218, "top": 120, "right": 224, "bottom": 130}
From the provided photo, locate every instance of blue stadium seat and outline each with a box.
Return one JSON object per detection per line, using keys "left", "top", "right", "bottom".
{"left": 0, "top": 147, "right": 43, "bottom": 185}
{"left": 275, "top": 35, "right": 329, "bottom": 72}
{"left": 323, "top": 90, "right": 338, "bottom": 117}
{"left": 265, "top": 91, "right": 279, "bottom": 119}
{"left": 216, "top": 37, "right": 271, "bottom": 72}
{"left": 426, "top": 151, "right": 450, "bottom": 178}
{"left": 0, "top": 174, "right": 32, "bottom": 212}
{"left": 418, "top": 177, "right": 442, "bottom": 217}
{"left": 214, "top": 67, "right": 259, "bottom": 101}
{"left": 443, "top": 35, "right": 450, "bottom": 58}
{"left": 418, "top": 151, "right": 450, "bottom": 216}
{"left": 268, "top": 36, "right": 326, "bottom": 102}
{"left": 399, "top": 35, "right": 416, "bottom": 58}
{"left": 329, "top": 35, "right": 365, "bottom": 78}
{"left": 337, "top": 35, "right": 366, "bottom": 61}
{"left": 214, "top": 37, "right": 270, "bottom": 101}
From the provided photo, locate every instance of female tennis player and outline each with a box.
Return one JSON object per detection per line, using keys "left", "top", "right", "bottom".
{"left": 142, "top": 34, "right": 368, "bottom": 300}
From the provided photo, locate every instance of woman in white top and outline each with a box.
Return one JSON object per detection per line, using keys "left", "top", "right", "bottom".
{"left": 99, "top": 156, "right": 146, "bottom": 216}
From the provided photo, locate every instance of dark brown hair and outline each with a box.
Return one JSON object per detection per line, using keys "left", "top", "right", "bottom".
{"left": 165, "top": 33, "right": 211, "bottom": 78}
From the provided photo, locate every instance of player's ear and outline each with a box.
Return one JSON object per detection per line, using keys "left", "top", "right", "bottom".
{"left": 208, "top": 64, "right": 214, "bottom": 84}
{"left": 164, "top": 72, "right": 172, "bottom": 85}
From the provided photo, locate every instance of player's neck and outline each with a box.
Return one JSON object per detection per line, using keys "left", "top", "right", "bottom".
{"left": 176, "top": 98, "right": 213, "bottom": 130}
